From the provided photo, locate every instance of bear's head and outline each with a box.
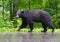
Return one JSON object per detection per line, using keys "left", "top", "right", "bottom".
{"left": 16, "top": 10, "right": 24, "bottom": 18}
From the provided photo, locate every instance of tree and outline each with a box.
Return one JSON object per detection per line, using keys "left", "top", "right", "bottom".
{"left": 9, "top": 0, "right": 18, "bottom": 28}
{"left": 2, "top": 0, "right": 4, "bottom": 19}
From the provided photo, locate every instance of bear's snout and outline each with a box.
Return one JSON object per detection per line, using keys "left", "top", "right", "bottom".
{"left": 16, "top": 15, "right": 19, "bottom": 18}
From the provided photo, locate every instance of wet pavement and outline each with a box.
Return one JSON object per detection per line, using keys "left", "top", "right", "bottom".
{"left": 0, "top": 32, "right": 60, "bottom": 42}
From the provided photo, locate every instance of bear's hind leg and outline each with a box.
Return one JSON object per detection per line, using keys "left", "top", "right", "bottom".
{"left": 47, "top": 23, "right": 54, "bottom": 32}
{"left": 41, "top": 23, "right": 47, "bottom": 32}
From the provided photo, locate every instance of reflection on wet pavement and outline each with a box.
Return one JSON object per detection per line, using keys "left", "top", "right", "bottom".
{"left": 0, "top": 32, "right": 60, "bottom": 42}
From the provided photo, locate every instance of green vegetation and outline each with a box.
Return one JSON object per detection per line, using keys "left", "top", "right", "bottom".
{"left": 0, "top": 0, "right": 60, "bottom": 32}
{"left": 0, "top": 28, "right": 60, "bottom": 33}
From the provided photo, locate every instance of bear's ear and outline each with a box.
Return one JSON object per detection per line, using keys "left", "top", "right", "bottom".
{"left": 21, "top": 11, "right": 24, "bottom": 13}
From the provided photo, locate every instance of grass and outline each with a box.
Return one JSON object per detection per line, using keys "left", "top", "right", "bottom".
{"left": 0, "top": 28, "right": 60, "bottom": 33}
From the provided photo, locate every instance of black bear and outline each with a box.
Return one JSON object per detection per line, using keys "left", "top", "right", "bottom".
{"left": 16, "top": 10, "right": 54, "bottom": 32}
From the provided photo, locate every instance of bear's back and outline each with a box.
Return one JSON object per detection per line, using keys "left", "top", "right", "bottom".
{"left": 25, "top": 10, "right": 49, "bottom": 15}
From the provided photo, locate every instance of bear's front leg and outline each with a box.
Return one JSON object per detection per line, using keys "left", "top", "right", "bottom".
{"left": 28, "top": 23, "right": 34, "bottom": 32}
{"left": 17, "top": 23, "right": 27, "bottom": 31}
{"left": 27, "top": 19, "right": 34, "bottom": 32}
{"left": 17, "top": 18, "right": 27, "bottom": 31}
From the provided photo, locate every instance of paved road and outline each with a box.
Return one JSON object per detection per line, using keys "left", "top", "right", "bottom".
{"left": 0, "top": 32, "right": 60, "bottom": 42}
